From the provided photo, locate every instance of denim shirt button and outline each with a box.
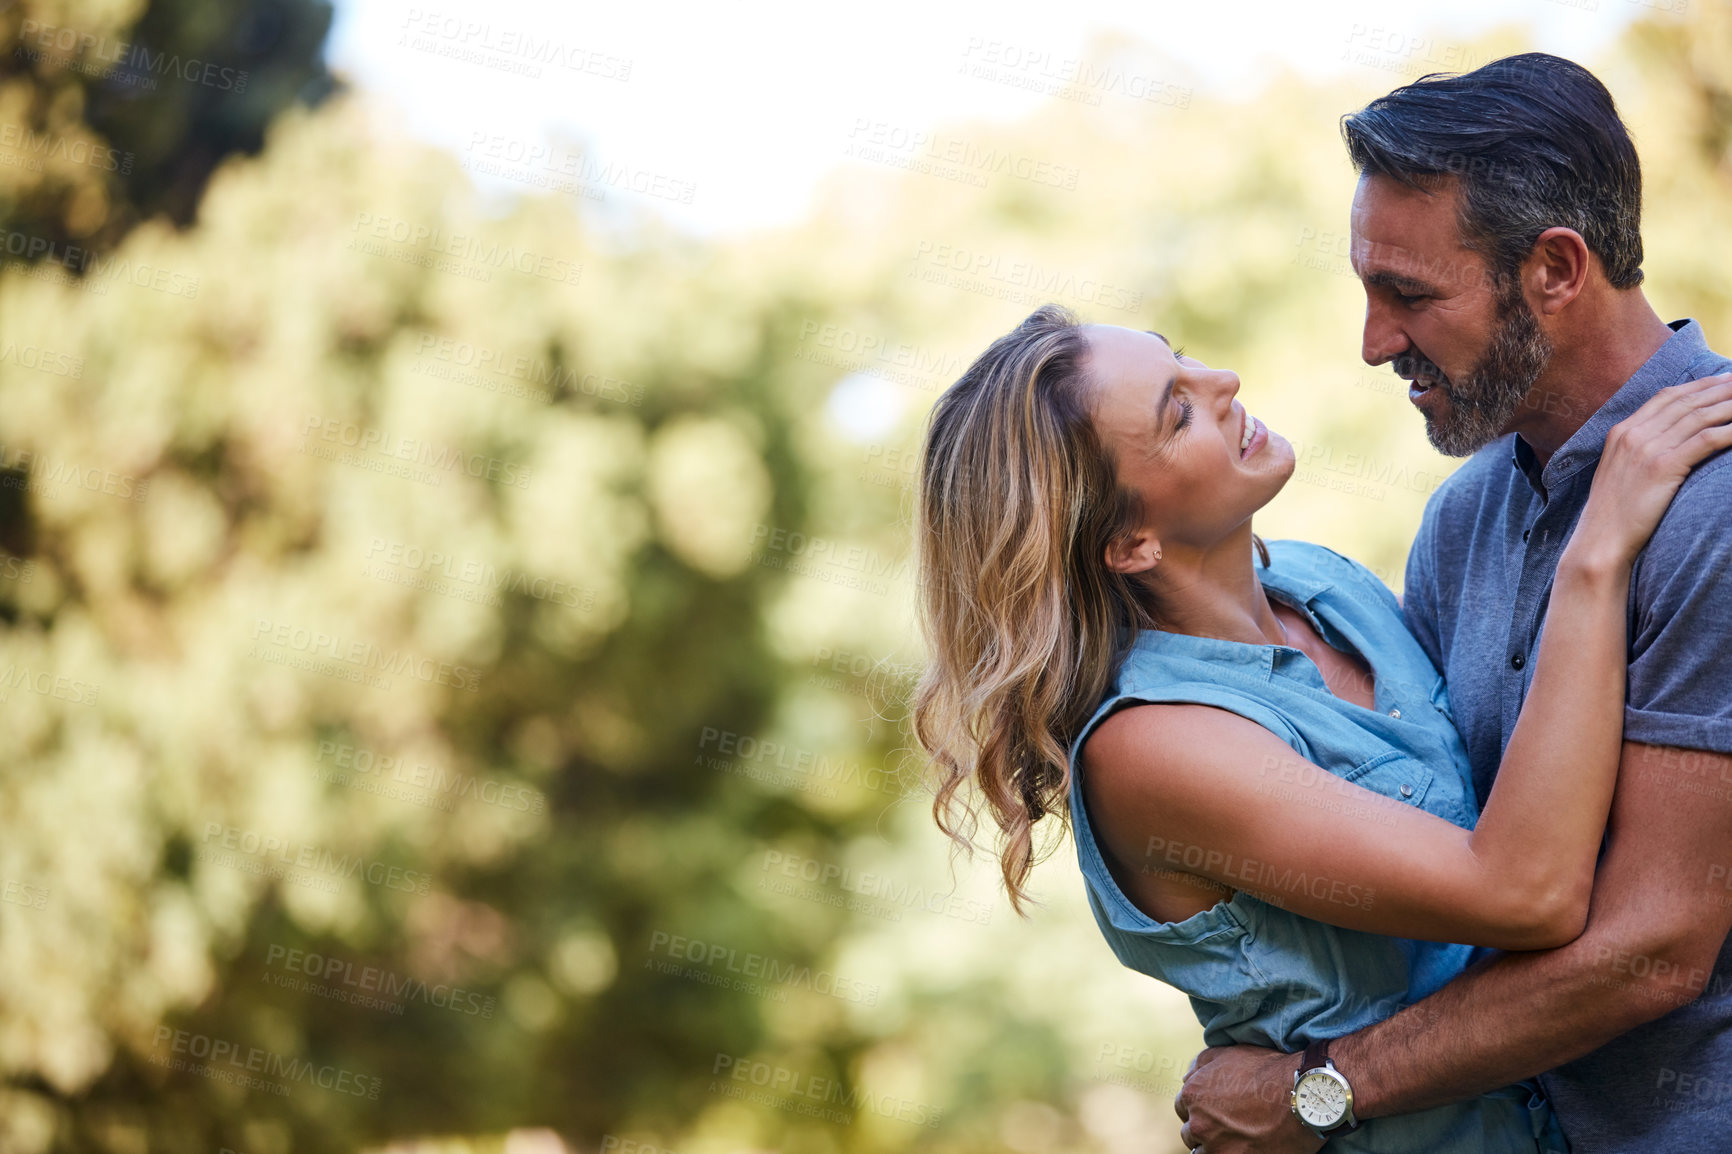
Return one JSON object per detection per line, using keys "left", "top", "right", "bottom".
{"left": 1399, "top": 784, "right": 1414, "bottom": 798}
{"left": 1388, "top": 707, "right": 1401, "bottom": 719}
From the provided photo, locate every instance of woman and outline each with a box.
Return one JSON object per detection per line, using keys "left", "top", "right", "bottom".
{"left": 910, "top": 304, "right": 1732, "bottom": 1151}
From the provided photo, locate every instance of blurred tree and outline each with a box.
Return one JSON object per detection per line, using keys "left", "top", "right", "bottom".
{"left": 0, "top": 5, "right": 1724, "bottom": 1154}
{"left": 0, "top": 0, "right": 338, "bottom": 264}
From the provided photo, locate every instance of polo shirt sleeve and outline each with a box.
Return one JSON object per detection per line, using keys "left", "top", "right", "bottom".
{"left": 1624, "top": 458, "right": 1732, "bottom": 754}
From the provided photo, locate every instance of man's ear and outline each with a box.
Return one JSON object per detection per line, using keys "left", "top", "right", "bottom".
{"left": 1104, "top": 530, "right": 1161, "bottom": 575}
{"left": 1527, "top": 227, "right": 1591, "bottom": 316}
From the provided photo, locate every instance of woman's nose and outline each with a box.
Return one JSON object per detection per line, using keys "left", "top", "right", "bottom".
{"left": 1211, "top": 370, "right": 1241, "bottom": 407}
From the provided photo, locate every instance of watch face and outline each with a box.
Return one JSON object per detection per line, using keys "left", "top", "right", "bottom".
{"left": 1294, "top": 1070, "right": 1348, "bottom": 1128}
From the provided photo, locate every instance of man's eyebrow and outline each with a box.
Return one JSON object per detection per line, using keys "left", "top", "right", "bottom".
{"left": 1362, "top": 269, "right": 1437, "bottom": 296}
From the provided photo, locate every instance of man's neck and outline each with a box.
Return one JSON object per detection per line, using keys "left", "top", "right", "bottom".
{"left": 1511, "top": 290, "right": 1675, "bottom": 469}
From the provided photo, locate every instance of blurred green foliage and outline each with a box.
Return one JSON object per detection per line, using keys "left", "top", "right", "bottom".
{"left": 0, "top": 3, "right": 1727, "bottom": 1153}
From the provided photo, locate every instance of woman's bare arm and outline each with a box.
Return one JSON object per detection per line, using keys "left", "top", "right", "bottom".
{"left": 1084, "top": 374, "right": 1732, "bottom": 950}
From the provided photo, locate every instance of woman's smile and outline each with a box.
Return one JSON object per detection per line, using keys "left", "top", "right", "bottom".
{"left": 1237, "top": 406, "right": 1268, "bottom": 458}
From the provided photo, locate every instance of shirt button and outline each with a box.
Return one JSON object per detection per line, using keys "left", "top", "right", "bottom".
{"left": 1388, "top": 707, "right": 1401, "bottom": 719}
{"left": 1511, "top": 654, "right": 1526, "bottom": 670}
{"left": 1400, "top": 784, "right": 1414, "bottom": 798}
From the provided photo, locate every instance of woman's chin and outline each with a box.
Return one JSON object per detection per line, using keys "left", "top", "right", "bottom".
{"left": 1257, "top": 429, "right": 1297, "bottom": 472}
{"left": 1260, "top": 434, "right": 1299, "bottom": 494}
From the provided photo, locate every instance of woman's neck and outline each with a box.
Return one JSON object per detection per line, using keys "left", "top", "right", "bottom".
{"left": 1138, "top": 528, "right": 1286, "bottom": 647}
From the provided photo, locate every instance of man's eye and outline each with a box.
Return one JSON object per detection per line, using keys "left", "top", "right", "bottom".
{"left": 1396, "top": 291, "right": 1426, "bottom": 305}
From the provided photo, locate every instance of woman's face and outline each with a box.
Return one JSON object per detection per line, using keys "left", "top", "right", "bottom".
{"left": 1083, "top": 324, "right": 1294, "bottom": 566}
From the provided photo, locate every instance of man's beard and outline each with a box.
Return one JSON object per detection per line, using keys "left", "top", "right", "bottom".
{"left": 1392, "top": 288, "right": 1553, "bottom": 458}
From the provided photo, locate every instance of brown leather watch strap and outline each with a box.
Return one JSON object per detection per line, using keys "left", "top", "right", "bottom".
{"left": 1299, "top": 1039, "right": 1362, "bottom": 1137}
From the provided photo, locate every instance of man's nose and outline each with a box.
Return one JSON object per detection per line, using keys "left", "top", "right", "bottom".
{"left": 1361, "top": 300, "right": 1409, "bottom": 367}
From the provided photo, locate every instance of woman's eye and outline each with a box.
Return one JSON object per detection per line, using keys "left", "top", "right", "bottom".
{"left": 1176, "top": 398, "right": 1194, "bottom": 430}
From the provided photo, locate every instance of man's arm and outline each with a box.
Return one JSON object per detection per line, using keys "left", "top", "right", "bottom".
{"left": 1335, "top": 736, "right": 1732, "bottom": 1111}
{"left": 1176, "top": 737, "right": 1732, "bottom": 1151}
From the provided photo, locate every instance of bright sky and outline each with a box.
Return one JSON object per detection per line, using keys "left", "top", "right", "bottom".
{"left": 326, "top": 0, "right": 1659, "bottom": 236}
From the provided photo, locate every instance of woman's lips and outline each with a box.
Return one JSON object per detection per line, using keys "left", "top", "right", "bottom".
{"left": 1241, "top": 415, "right": 1266, "bottom": 458}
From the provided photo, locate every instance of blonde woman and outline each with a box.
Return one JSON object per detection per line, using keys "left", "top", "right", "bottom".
{"left": 911, "top": 305, "right": 1732, "bottom": 1151}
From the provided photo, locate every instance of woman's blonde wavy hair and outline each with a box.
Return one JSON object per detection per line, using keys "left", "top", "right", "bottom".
{"left": 911, "top": 304, "right": 1262, "bottom": 915}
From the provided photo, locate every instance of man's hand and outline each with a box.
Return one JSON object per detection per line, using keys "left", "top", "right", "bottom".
{"left": 1175, "top": 1045, "right": 1322, "bottom": 1154}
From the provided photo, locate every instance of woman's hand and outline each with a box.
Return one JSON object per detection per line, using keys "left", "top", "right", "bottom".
{"left": 1572, "top": 373, "right": 1732, "bottom": 570}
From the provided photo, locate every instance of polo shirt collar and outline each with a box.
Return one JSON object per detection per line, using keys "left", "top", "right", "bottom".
{"left": 1510, "top": 318, "right": 1705, "bottom": 495}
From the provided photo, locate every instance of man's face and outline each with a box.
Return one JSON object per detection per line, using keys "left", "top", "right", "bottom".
{"left": 1350, "top": 173, "right": 1553, "bottom": 457}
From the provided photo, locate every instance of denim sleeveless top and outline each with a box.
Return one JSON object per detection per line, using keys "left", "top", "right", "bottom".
{"left": 1067, "top": 539, "right": 1567, "bottom": 1153}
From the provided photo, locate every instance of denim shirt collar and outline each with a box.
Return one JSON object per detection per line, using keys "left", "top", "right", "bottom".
{"left": 1512, "top": 318, "right": 1705, "bottom": 497}
{"left": 1126, "top": 556, "right": 1335, "bottom": 670}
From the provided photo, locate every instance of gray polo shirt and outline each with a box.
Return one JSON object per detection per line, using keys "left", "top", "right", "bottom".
{"left": 1402, "top": 318, "right": 1732, "bottom": 1152}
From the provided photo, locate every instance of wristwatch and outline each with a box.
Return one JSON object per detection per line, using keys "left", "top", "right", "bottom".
{"left": 1290, "top": 1039, "right": 1360, "bottom": 1141}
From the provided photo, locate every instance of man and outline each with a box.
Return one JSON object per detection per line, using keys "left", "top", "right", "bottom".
{"left": 1176, "top": 53, "right": 1732, "bottom": 1153}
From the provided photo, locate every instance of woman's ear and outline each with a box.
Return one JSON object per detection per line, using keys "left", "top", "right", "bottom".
{"left": 1104, "top": 531, "right": 1162, "bottom": 575}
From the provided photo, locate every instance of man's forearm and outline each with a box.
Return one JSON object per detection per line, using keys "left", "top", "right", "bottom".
{"left": 1333, "top": 925, "right": 1700, "bottom": 1117}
